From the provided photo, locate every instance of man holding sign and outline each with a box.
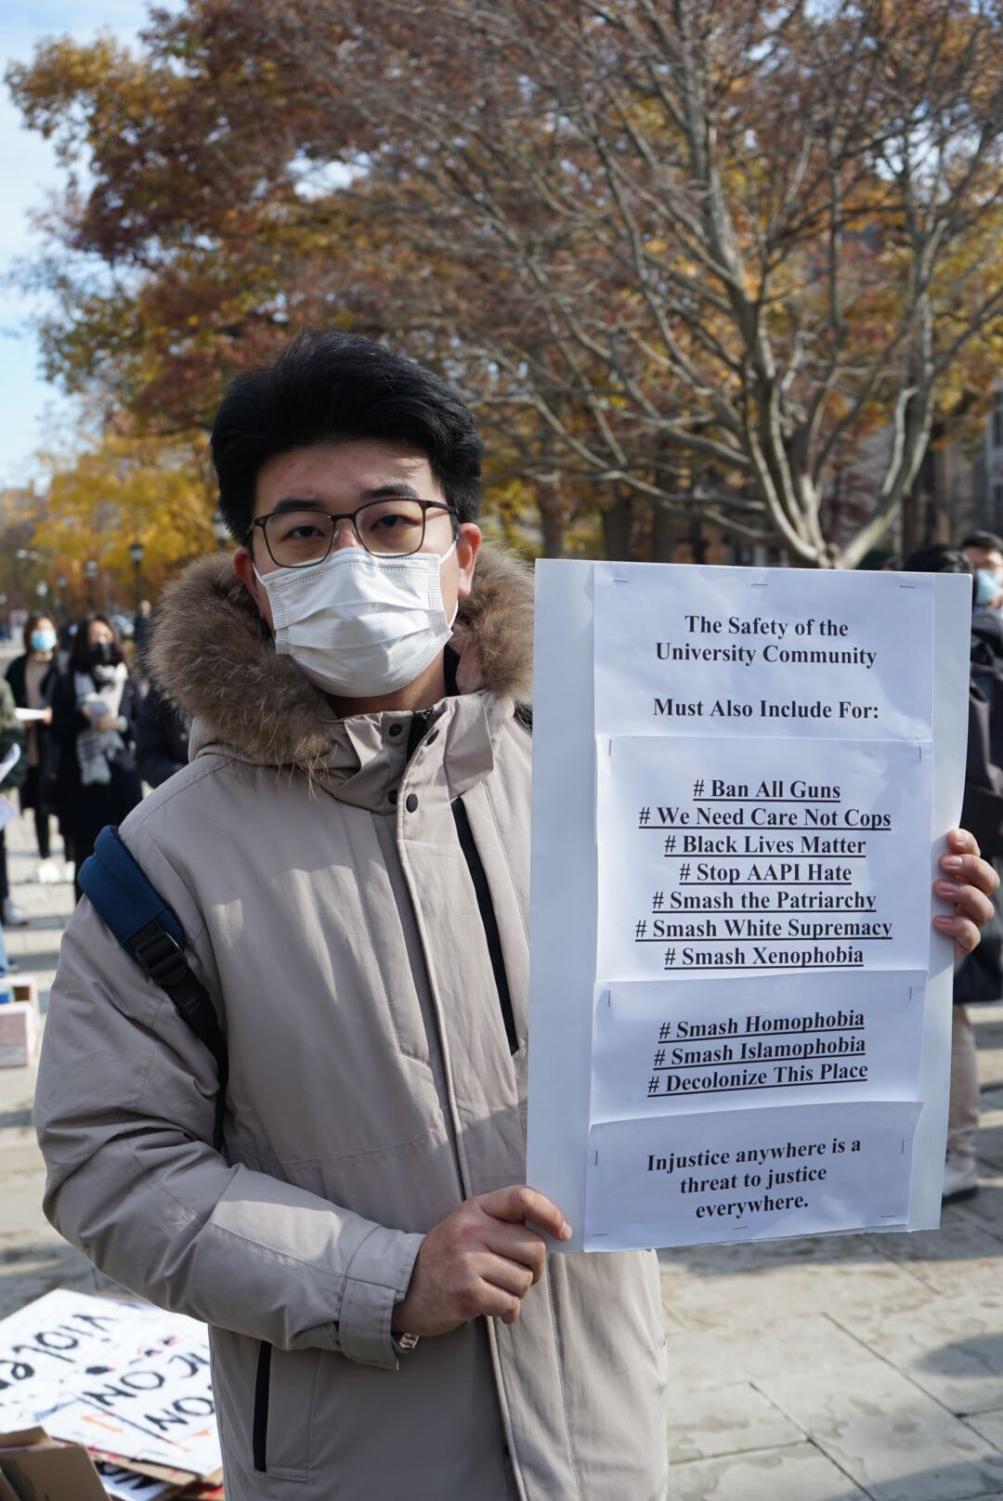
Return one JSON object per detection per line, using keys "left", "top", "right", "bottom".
{"left": 35, "top": 334, "right": 996, "bottom": 1501}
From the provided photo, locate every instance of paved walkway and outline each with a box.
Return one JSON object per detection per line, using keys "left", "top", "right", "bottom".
{"left": 3, "top": 792, "right": 1003, "bottom": 1497}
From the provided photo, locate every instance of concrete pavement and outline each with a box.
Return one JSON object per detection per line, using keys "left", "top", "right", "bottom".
{"left": 3, "top": 802, "right": 1003, "bottom": 1496}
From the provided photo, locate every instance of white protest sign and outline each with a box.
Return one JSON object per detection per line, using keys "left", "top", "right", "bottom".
{"left": 527, "top": 560, "right": 971, "bottom": 1252}
{"left": 593, "top": 564, "right": 933, "bottom": 740}
{"left": 0, "top": 1292, "right": 220, "bottom": 1480}
{"left": 0, "top": 1291, "right": 157, "bottom": 1419}
{"left": 590, "top": 971, "right": 927, "bottom": 1122}
{"left": 95, "top": 1463, "right": 175, "bottom": 1499}
{"left": 596, "top": 734, "right": 932, "bottom": 978}
{"left": 584, "top": 1100, "right": 921, "bottom": 1250}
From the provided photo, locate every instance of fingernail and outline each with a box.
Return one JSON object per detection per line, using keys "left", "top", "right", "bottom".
{"left": 943, "top": 856, "right": 964, "bottom": 873}
{"left": 560, "top": 1221, "right": 573, "bottom": 1241}
{"left": 935, "top": 881, "right": 960, "bottom": 897}
{"left": 932, "top": 914, "right": 955, "bottom": 928}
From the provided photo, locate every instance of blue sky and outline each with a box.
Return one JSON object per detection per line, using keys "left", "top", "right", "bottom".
{"left": 0, "top": 1, "right": 153, "bottom": 490}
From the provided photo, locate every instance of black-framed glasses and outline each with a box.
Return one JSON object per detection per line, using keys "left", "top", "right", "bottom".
{"left": 249, "top": 499, "right": 457, "bottom": 568}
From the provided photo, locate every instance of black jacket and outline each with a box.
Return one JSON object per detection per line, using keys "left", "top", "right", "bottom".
{"left": 5, "top": 653, "right": 57, "bottom": 806}
{"left": 957, "top": 612, "right": 1003, "bottom": 1003}
{"left": 49, "top": 669, "right": 143, "bottom": 843}
{"left": 136, "top": 683, "right": 191, "bottom": 788}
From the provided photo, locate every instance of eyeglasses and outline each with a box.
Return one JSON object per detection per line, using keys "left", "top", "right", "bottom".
{"left": 249, "top": 499, "right": 457, "bottom": 568}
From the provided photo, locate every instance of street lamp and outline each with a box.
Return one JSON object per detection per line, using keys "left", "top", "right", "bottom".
{"left": 35, "top": 580, "right": 49, "bottom": 604}
{"left": 15, "top": 548, "right": 41, "bottom": 610}
{"left": 83, "top": 559, "right": 99, "bottom": 610}
{"left": 211, "top": 510, "right": 230, "bottom": 549}
{"left": 129, "top": 540, "right": 144, "bottom": 616}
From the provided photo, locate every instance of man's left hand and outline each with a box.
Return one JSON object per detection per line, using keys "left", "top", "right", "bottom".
{"left": 933, "top": 829, "right": 999, "bottom": 956}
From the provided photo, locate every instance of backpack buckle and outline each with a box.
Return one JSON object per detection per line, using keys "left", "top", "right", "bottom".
{"left": 132, "top": 924, "right": 190, "bottom": 991}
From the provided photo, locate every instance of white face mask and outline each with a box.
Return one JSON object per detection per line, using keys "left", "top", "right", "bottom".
{"left": 256, "top": 543, "right": 458, "bottom": 698}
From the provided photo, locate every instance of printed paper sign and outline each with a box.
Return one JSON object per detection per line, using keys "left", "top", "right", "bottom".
{"left": 590, "top": 971, "right": 927, "bottom": 1121}
{"left": 593, "top": 564, "right": 933, "bottom": 741}
{"left": 526, "top": 559, "right": 971, "bottom": 1250}
{"left": 596, "top": 734, "right": 932, "bottom": 978}
{"left": 584, "top": 1100, "right": 921, "bottom": 1249}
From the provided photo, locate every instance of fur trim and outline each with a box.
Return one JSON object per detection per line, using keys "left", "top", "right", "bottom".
{"left": 149, "top": 544, "right": 534, "bottom": 769}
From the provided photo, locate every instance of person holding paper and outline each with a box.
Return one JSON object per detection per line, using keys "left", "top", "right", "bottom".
{"left": 908, "top": 544, "right": 1003, "bottom": 1202}
{"left": 49, "top": 615, "right": 143, "bottom": 898}
{"left": 5, "top": 612, "right": 60, "bottom": 884}
{"left": 0, "top": 679, "right": 26, "bottom": 1001}
{"left": 35, "top": 333, "right": 998, "bottom": 1501}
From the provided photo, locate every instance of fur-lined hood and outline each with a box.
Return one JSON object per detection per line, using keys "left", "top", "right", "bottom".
{"left": 149, "top": 543, "right": 533, "bottom": 772}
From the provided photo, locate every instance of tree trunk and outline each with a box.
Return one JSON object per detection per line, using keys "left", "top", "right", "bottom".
{"left": 651, "top": 502, "right": 679, "bottom": 562}
{"left": 900, "top": 483, "right": 921, "bottom": 562}
{"left": 600, "top": 486, "right": 634, "bottom": 560}
{"left": 539, "top": 500, "right": 565, "bottom": 559}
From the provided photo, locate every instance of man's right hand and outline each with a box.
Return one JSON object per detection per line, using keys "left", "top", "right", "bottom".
{"left": 391, "top": 1185, "right": 572, "bottom": 1337}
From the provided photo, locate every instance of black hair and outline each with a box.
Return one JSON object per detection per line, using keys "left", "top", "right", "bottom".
{"left": 960, "top": 530, "right": 1003, "bottom": 554}
{"left": 210, "top": 332, "right": 483, "bottom": 540}
{"left": 69, "top": 614, "right": 126, "bottom": 673}
{"left": 903, "top": 545, "right": 973, "bottom": 575}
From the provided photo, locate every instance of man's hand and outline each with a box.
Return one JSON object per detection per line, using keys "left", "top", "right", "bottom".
{"left": 392, "top": 1185, "right": 572, "bottom": 1337}
{"left": 934, "top": 828, "right": 1000, "bottom": 956}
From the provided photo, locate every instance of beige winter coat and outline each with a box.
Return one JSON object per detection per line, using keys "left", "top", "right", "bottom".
{"left": 34, "top": 547, "right": 668, "bottom": 1500}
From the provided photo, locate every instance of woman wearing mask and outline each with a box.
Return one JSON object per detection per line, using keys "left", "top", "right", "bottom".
{"left": 5, "top": 612, "right": 60, "bottom": 886}
{"left": 50, "top": 615, "right": 143, "bottom": 897}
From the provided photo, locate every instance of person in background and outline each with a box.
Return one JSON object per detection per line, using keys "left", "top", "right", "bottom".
{"left": 906, "top": 544, "right": 1003, "bottom": 1200}
{"left": 136, "top": 678, "right": 190, "bottom": 788}
{"left": 961, "top": 531, "right": 1003, "bottom": 616}
{"left": 5, "top": 612, "right": 61, "bottom": 884}
{"left": 0, "top": 678, "right": 27, "bottom": 986}
{"left": 50, "top": 614, "right": 143, "bottom": 898}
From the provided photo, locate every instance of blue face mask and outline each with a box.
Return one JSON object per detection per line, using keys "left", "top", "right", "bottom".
{"left": 30, "top": 630, "right": 56, "bottom": 654}
{"left": 976, "top": 570, "right": 1000, "bottom": 607}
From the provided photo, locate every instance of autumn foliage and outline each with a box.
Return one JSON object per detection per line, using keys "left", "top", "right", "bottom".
{"left": 8, "top": 0, "right": 1003, "bottom": 566}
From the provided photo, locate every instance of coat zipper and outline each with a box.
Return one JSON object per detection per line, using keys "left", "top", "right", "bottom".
{"left": 252, "top": 1341, "right": 272, "bottom": 1472}
{"left": 404, "top": 709, "right": 519, "bottom": 1056}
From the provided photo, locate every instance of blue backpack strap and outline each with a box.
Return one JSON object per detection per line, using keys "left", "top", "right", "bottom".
{"left": 78, "top": 826, "right": 228, "bottom": 1146}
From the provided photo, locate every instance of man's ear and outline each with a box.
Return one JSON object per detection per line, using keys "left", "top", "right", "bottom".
{"left": 456, "top": 524, "right": 482, "bottom": 600}
{"left": 233, "top": 546, "right": 271, "bottom": 627}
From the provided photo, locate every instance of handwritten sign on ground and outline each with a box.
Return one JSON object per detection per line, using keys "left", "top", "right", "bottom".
{"left": 0, "top": 1291, "right": 220, "bottom": 1480}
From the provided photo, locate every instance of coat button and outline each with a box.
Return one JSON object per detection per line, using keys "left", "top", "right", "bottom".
{"left": 389, "top": 790, "right": 398, "bottom": 805}
{"left": 425, "top": 729, "right": 439, "bottom": 745}
{"left": 388, "top": 724, "right": 403, "bottom": 738}
{"left": 405, "top": 793, "right": 419, "bottom": 813}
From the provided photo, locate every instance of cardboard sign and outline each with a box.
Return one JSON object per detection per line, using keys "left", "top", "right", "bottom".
{"left": 0, "top": 1429, "right": 108, "bottom": 1501}
{"left": 0, "top": 1292, "right": 220, "bottom": 1482}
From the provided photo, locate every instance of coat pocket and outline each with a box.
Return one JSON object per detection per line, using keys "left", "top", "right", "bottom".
{"left": 251, "top": 1340, "right": 319, "bottom": 1483}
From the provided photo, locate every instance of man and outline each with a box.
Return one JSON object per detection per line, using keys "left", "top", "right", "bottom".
{"left": 35, "top": 334, "right": 997, "bottom": 1501}
{"left": 907, "top": 546, "right": 1003, "bottom": 1201}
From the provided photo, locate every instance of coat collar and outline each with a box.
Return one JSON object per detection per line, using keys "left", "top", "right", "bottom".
{"left": 149, "top": 544, "right": 533, "bottom": 795}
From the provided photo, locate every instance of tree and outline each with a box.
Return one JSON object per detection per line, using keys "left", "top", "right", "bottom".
{"left": 30, "top": 428, "right": 218, "bottom": 607}
{"left": 9, "top": 0, "right": 1003, "bottom": 564}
